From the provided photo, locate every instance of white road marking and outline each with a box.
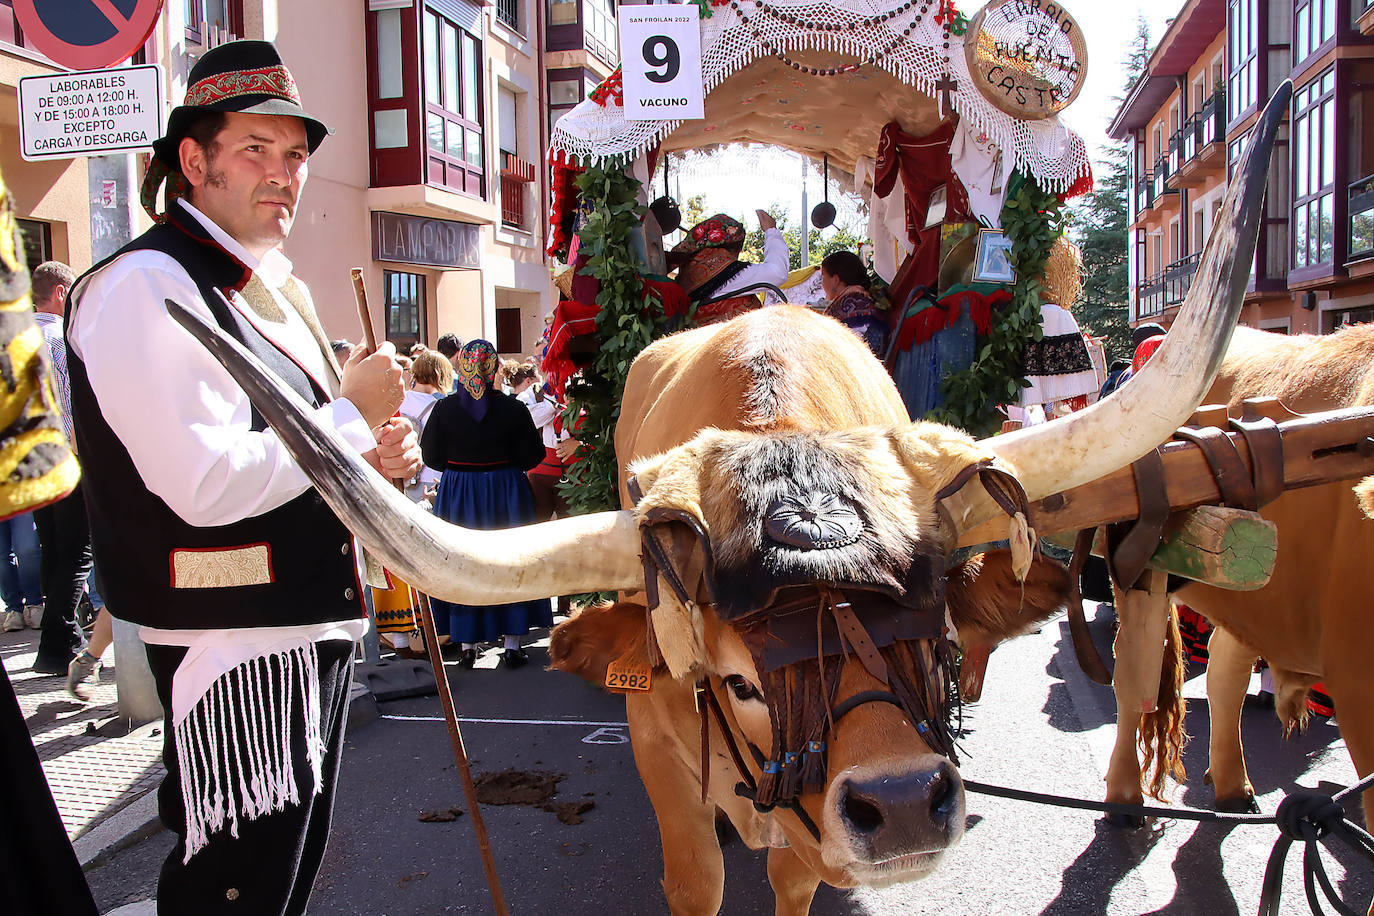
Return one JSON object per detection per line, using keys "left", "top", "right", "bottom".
{"left": 381, "top": 713, "right": 629, "bottom": 727}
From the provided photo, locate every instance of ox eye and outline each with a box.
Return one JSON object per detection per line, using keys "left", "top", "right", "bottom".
{"left": 723, "top": 675, "right": 762, "bottom": 703}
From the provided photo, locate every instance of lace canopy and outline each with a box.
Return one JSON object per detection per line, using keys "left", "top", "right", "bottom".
{"left": 549, "top": 0, "right": 1092, "bottom": 193}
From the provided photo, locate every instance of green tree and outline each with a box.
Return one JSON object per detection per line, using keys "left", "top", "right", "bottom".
{"left": 1070, "top": 14, "right": 1151, "bottom": 362}
{"left": 681, "top": 193, "right": 707, "bottom": 229}
{"left": 741, "top": 207, "right": 866, "bottom": 271}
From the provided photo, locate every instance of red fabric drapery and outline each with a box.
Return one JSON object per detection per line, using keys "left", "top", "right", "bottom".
{"left": 874, "top": 120, "right": 972, "bottom": 302}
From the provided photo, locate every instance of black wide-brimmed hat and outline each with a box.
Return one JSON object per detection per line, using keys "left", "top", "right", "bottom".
{"left": 152, "top": 40, "right": 331, "bottom": 169}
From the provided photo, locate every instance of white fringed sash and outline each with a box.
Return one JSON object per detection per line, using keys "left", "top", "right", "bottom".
{"left": 172, "top": 643, "right": 326, "bottom": 862}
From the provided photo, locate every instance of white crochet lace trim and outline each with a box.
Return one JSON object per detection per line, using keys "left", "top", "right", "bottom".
{"left": 550, "top": 0, "right": 1091, "bottom": 191}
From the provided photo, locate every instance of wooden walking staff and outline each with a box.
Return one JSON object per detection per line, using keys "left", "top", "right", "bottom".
{"left": 350, "top": 267, "right": 510, "bottom": 916}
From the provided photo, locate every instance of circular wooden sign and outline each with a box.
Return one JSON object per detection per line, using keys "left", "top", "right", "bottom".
{"left": 963, "top": 0, "right": 1088, "bottom": 120}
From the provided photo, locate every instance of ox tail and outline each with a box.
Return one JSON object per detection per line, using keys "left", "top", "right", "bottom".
{"left": 1138, "top": 604, "right": 1188, "bottom": 801}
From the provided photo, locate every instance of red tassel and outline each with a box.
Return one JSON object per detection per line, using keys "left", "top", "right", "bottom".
{"left": 1057, "top": 164, "right": 1094, "bottom": 203}
{"left": 896, "top": 301, "right": 956, "bottom": 350}
{"left": 539, "top": 300, "right": 601, "bottom": 399}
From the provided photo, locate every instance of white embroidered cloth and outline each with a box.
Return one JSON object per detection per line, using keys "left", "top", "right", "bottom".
{"left": 550, "top": 0, "right": 1090, "bottom": 193}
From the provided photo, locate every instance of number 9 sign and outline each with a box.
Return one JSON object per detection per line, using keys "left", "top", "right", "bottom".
{"left": 619, "top": 7, "right": 704, "bottom": 121}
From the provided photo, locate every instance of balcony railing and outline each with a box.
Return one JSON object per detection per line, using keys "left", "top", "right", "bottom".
{"left": 1137, "top": 271, "right": 1166, "bottom": 319}
{"left": 496, "top": 0, "right": 519, "bottom": 31}
{"left": 499, "top": 151, "right": 537, "bottom": 229}
{"left": 1164, "top": 251, "right": 1201, "bottom": 305}
{"left": 1152, "top": 155, "right": 1169, "bottom": 201}
{"left": 1135, "top": 173, "right": 1154, "bottom": 215}
{"left": 1350, "top": 173, "right": 1374, "bottom": 261}
{"left": 1168, "top": 133, "right": 1182, "bottom": 176}
{"left": 1180, "top": 91, "right": 1227, "bottom": 164}
{"left": 1136, "top": 253, "right": 1200, "bottom": 319}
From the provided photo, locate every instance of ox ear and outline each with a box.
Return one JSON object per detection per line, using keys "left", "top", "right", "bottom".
{"left": 549, "top": 601, "right": 652, "bottom": 686}
{"left": 946, "top": 549, "right": 1070, "bottom": 646}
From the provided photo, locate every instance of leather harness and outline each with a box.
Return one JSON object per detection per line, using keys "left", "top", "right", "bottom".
{"left": 626, "top": 471, "right": 977, "bottom": 843}
{"left": 1066, "top": 414, "right": 1287, "bottom": 684}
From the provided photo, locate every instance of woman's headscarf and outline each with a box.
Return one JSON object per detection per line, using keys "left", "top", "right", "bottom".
{"left": 1131, "top": 334, "right": 1166, "bottom": 374}
{"left": 454, "top": 339, "right": 499, "bottom": 421}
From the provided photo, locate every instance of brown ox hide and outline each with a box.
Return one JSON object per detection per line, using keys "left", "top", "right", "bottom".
{"left": 1175, "top": 324, "right": 1374, "bottom": 825}
{"left": 550, "top": 306, "right": 1070, "bottom": 915}
{"left": 1103, "top": 323, "right": 1374, "bottom": 843}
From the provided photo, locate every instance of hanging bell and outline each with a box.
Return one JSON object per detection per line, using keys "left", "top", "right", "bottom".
{"left": 650, "top": 196, "right": 682, "bottom": 233}
{"left": 810, "top": 153, "right": 836, "bottom": 228}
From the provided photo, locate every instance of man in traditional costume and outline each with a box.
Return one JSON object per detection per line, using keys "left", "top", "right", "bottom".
{"left": 670, "top": 210, "right": 789, "bottom": 323}
{"left": 63, "top": 41, "right": 420, "bottom": 913}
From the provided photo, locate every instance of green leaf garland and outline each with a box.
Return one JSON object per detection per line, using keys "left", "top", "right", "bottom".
{"left": 929, "top": 173, "right": 1065, "bottom": 437}
{"left": 558, "top": 164, "right": 674, "bottom": 519}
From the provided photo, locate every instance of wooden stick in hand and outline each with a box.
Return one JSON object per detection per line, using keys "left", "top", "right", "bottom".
{"left": 350, "top": 267, "right": 379, "bottom": 352}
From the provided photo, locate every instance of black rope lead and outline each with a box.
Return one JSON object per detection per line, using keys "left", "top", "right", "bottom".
{"left": 1259, "top": 783, "right": 1374, "bottom": 916}
{"left": 963, "top": 770, "right": 1374, "bottom": 916}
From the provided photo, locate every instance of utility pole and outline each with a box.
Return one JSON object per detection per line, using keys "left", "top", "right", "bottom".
{"left": 800, "top": 155, "right": 808, "bottom": 267}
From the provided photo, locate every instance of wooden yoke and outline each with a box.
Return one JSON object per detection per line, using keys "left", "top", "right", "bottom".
{"left": 958, "top": 398, "right": 1374, "bottom": 553}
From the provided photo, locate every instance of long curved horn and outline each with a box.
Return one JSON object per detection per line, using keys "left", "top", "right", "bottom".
{"left": 983, "top": 81, "right": 1291, "bottom": 512}
{"left": 166, "top": 298, "right": 643, "bottom": 604}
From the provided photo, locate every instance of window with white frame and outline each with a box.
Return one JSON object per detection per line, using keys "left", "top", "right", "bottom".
{"left": 1291, "top": 68, "right": 1336, "bottom": 269}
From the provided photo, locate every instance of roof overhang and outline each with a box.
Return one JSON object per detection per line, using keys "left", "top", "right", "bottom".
{"left": 1106, "top": 0, "right": 1225, "bottom": 139}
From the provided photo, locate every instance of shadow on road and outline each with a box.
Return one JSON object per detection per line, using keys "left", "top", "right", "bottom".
{"left": 1039, "top": 818, "right": 1165, "bottom": 915}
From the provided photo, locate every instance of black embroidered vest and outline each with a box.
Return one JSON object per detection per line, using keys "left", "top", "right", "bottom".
{"left": 65, "top": 206, "right": 364, "bottom": 630}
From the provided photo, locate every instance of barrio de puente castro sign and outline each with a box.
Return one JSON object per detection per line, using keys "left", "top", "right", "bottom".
{"left": 371, "top": 211, "right": 481, "bottom": 270}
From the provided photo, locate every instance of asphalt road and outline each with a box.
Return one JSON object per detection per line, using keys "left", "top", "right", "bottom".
{"left": 87, "top": 601, "right": 1372, "bottom": 915}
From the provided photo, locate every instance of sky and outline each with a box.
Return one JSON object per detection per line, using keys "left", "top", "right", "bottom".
{"left": 665, "top": 0, "right": 1181, "bottom": 232}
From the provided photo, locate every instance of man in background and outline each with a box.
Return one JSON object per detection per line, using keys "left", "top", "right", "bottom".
{"left": 30, "top": 261, "right": 91, "bottom": 677}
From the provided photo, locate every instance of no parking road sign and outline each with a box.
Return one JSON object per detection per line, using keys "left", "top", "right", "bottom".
{"left": 19, "top": 64, "right": 164, "bottom": 161}
{"left": 13, "top": 0, "right": 164, "bottom": 71}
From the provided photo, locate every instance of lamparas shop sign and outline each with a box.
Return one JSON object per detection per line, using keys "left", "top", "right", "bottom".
{"left": 371, "top": 211, "right": 480, "bottom": 270}
{"left": 963, "top": 0, "right": 1088, "bottom": 120}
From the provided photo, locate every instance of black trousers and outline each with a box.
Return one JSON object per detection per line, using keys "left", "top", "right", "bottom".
{"left": 33, "top": 484, "right": 92, "bottom": 668}
{"left": 146, "top": 639, "right": 354, "bottom": 916}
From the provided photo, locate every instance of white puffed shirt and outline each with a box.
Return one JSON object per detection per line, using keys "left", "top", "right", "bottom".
{"left": 68, "top": 199, "right": 372, "bottom": 722}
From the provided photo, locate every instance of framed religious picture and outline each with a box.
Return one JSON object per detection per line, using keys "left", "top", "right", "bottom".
{"left": 972, "top": 228, "right": 1017, "bottom": 284}
{"left": 924, "top": 184, "right": 947, "bottom": 229}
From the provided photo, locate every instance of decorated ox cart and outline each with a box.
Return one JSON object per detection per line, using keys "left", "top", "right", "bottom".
{"left": 541, "top": 0, "right": 1097, "bottom": 515}
{"left": 539, "top": 0, "right": 1374, "bottom": 879}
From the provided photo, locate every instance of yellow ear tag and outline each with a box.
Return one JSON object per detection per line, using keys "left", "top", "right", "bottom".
{"left": 605, "top": 653, "right": 652, "bottom": 693}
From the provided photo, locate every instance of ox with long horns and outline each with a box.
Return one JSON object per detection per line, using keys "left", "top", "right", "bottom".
{"left": 167, "top": 85, "right": 1288, "bottom": 915}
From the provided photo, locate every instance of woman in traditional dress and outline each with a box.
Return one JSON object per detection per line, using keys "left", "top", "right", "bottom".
{"left": 373, "top": 350, "right": 453, "bottom": 658}
{"left": 821, "top": 251, "right": 887, "bottom": 356}
{"left": 421, "top": 340, "right": 547, "bottom": 668}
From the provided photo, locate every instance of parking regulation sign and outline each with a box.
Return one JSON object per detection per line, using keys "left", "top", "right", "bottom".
{"left": 13, "top": 0, "right": 164, "bottom": 71}
{"left": 18, "top": 64, "right": 164, "bottom": 161}
{"left": 618, "top": 6, "right": 704, "bottom": 122}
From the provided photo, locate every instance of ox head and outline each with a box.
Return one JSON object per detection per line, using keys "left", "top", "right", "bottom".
{"left": 167, "top": 82, "right": 1288, "bottom": 890}
{"left": 550, "top": 422, "right": 1070, "bottom": 884}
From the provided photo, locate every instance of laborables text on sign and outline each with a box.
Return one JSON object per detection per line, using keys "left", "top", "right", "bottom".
{"left": 618, "top": 6, "right": 704, "bottom": 121}
{"left": 19, "top": 64, "right": 164, "bottom": 162}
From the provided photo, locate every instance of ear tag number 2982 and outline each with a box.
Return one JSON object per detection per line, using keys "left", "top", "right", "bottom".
{"left": 605, "top": 654, "right": 652, "bottom": 692}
